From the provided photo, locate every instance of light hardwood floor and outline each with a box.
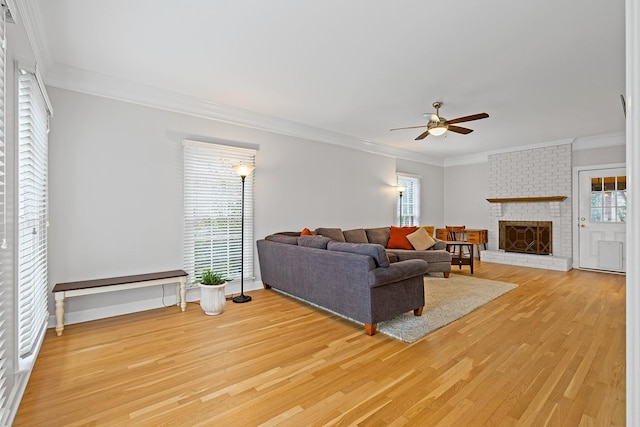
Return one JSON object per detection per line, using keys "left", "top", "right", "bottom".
{"left": 15, "top": 262, "right": 625, "bottom": 426}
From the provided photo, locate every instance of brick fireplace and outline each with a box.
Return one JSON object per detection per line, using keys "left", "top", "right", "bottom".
{"left": 482, "top": 144, "right": 573, "bottom": 271}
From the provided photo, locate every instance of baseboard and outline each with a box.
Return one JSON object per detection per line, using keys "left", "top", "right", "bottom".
{"left": 47, "top": 280, "right": 264, "bottom": 328}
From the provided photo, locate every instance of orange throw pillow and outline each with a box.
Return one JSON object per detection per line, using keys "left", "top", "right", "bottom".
{"left": 301, "top": 227, "right": 315, "bottom": 236}
{"left": 387, "top": 226, "right": 418, "bottom": 249}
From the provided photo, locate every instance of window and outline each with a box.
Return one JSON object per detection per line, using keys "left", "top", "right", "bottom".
{"left": 17, "top": 70, "right": 51, "bottom": 369}
{"left": 590, "top": 175, "right": 626, "bottom": 223}
{"left": 397, "top": 174, "right": 421, "bottom": 226}
{"left": 0, "top": 7, "right": 8, "bottom": 424}
{"left": 183, "top": 140, "right": 256, "bottom": 286}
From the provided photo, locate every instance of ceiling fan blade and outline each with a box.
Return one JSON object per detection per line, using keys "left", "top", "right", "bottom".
{"left": 390, "top": 125, "right": 427, "bottom": 131}
{"left": 447, "top": 112, "right": 489, "bottom": 125}
{"left": 448, "top": 125, "right": 474, "bottom": 134}
{"left": 415, "top": 129, "right": 430, "bottom": 140}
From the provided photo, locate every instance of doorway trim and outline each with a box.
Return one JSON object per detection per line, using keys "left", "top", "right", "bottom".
{"left": 572, "top": 162, "right": 626, "bottom": 269}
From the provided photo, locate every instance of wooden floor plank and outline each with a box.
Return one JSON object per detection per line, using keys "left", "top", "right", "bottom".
{"left": 14, "top": 262, "right": 626, "bottom": 426}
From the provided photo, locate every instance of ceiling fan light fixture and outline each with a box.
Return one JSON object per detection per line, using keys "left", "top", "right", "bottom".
{"left": 428, "top": 123, "right": 448, "bottom": 136}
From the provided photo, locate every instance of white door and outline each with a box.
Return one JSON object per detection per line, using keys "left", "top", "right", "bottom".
{"left": 578, "top": 167, "right": 626, "bottom": 272}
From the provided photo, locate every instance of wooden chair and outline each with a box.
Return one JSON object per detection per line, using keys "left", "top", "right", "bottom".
{"left": 446, "top": 225, "right": 467, "bottom": 258}
{"left": 445, "top": 225, "right": 466, "bottom": 241}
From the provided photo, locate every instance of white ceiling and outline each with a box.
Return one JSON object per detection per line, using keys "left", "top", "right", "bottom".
{"left": 30, "top": 0, "right": 626, "bottom": 163}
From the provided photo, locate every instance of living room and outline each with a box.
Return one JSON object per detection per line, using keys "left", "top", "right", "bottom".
{"left": 1, "top": 1, "right": 638, "bottom": 425}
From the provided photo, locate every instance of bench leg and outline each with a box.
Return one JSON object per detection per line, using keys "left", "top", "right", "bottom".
{"left": 179, "top": 279, "right": 187, "bottom": 312}
{"left": 414, "top": 306, "right": 424, "bottom": 316}
{"left": 55, "top": 293, "right": 65, "bottom": 336}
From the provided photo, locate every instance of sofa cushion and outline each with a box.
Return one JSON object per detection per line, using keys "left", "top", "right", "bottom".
{"left": 315, "top": 227, "right": 346, "bottom": 242}
{"left": 300, "top": 227, "right": 315, "bottom": 236}
{"left": 387, "top": 226, "right": 418, "bottom": 250}
{"left": 265, "top": 234, "right": 299, "bottom": 245}
{"left": 297, "top": 235, "right": 331, "bottom": 249}
{"left": 343, "top": 228, "right": 369, "bottom": 243}
{"left": 327, "top": 241, "right": 390, "bottom": 268}
{"left": 406, "top": 227, "right": 436, "bottom": 250}
{"left": 365, "top": 227, "right": 390, "bottom": 246}
{"left": 389, "top": 248, "right": 452, "bottom": 263}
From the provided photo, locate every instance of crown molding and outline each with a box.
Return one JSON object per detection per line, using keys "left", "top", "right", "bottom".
{"left": 44, "top": 63, "right": 445, "bottom": 167}
{"left": 8, "top": 0, "right": 53, "bottom": 72}
{"left": 571, "top": 131, "right": 625, "bottom": 151}
{"left": 443, "top": 153, "right": 489, "bottom": 167}
{"left": 444, "top": 138, "right": 575, "bottom": 167}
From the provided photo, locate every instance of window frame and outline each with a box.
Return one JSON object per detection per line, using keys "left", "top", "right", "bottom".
{"left": 16, "top": 69, "right": 51, "bottom": 371}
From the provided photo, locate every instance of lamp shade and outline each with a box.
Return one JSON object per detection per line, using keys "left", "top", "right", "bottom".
{"left": 232, "top": 164, "right": 255, "bottom": 178}
{"left": 397, "top": 185, "right": 407, "bottom": 194}
{"left": 428, "top": 125, "right": 448, "bottom": 136}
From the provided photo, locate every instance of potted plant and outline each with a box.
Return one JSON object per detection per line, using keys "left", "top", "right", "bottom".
{"left": 198, "top": 270, "right": 229, "bottom": 315}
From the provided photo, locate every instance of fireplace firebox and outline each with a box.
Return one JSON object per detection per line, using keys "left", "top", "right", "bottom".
{"left": 499, "top": 221, "right": 552, "bottom": 255}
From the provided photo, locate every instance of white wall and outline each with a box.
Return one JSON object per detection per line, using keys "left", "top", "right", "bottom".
{"left": 443, "top": 162, "right": 489, "bottom": 230}
{"left": 47, "top": 88, "right": 409, "bottom": 321}
{"left": 396, "top": 159, "right": 444, "bottom": 227}
{"left": 573, "top": 143, "right": 626, "bottom": 166}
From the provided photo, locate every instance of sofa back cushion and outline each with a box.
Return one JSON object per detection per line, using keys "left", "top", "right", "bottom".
{"left": 327, "top": 241, "right": 390, "bottom": 268}
{"left": 387, "top": 226, "right": 418, "bottom": 250}
{"left": 343, "top": 228, "right": 369, "bottom": 244}
{"left": 297, "top": 235, "right": 331, "bottom": 249}
{"left": 365, "top": 227, "right": 390, "bottom": 246}
{"left": 265, "top": 234, "right": 299, "bottom": 245}
{"left": 315, "top": 227, "right": 346, "bottom": 242}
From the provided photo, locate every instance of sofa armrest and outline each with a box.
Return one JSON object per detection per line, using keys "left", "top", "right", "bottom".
{"left": 432, "top": 239, "right": 447, "bottom": 250}
{"left": 368, "top": 259, "right": 428, "bottom": 288}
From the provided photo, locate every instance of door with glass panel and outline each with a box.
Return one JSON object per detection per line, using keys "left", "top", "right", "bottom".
{"left": 578, "top": 167, "right": 626, "bottom": 272}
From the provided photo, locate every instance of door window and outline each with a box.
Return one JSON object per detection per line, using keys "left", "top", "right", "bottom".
{"left": 590, "top": 176, "right": 626, "bottom": 222}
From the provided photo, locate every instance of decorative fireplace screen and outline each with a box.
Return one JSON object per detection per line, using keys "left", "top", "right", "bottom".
{"left": 499, "top": 221, "right": 552, "bottom": 255}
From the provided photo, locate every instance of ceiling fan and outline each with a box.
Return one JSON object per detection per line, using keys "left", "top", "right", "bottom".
{"left": 390, "top": 101, "right": 489, "bottom": 140}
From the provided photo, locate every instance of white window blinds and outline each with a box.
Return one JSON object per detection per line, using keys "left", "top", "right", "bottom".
{"left": 183, "top": 140, "right": 256, "bottom": 286}
{"left": 397, "top": 174, "right": 421, "bottom": 226}
{"left": 17, "top": 71, "right": 49, "bottom": 365}
{"left": 0, "top": 6, "right": 8, "bottom": 425}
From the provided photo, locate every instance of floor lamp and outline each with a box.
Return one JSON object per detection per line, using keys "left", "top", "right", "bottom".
{"left": 232, "top": 164, "right": 255, "bottom": 303}
{"left": 397, "top": 185, "right": 406, "bottom": 226}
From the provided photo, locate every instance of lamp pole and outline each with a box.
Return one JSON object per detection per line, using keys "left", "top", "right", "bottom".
{"left": 232, "top": 165, "right": 255, "bottom": 304}
{"left": 397, "top": 186, "right": 406, "bottom": 226}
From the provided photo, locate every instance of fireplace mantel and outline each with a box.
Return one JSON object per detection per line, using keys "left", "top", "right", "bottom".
{"left": 486, "top": 196, "right": 567, "bottom": 203}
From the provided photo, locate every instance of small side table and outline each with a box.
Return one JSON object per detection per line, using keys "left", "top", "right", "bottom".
{"left": 446, "top": 241, "right": 474, "bottom": 274}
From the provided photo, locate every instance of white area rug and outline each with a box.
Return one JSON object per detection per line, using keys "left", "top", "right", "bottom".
{"left": 377, "top": 273, "right": 518, "bottom": 343}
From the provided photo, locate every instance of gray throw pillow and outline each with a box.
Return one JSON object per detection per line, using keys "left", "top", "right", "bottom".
{"left": 327, "top": 241, "right": 390, "bottom": 268}
{"left": 314, "top": 227, "right": 346, "bottom": 242}
{"left": 297, "top": 235, "right": 331, "bottom": 249}
{"left": 343, "top": 228, "right": 369, "bottom": 243}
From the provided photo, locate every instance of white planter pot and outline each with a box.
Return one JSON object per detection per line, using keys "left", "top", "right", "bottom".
{"left": 199, "top": 283, "right": 226, "bottom": 315}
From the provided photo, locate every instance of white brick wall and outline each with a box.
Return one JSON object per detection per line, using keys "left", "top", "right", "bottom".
{"left": 486, "top": 144, "right": 572, "bottom": 269}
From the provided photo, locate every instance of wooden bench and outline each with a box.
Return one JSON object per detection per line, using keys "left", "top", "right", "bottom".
{"left": 52, "top": 270, "right": 188, "bottom": 336}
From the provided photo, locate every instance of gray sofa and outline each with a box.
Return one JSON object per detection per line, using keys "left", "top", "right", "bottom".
{"left": 257, "top": 234, "right": 429, "bottom": 335}
{"left": 315, "top": 227, "right": 452, "bottom": 277}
